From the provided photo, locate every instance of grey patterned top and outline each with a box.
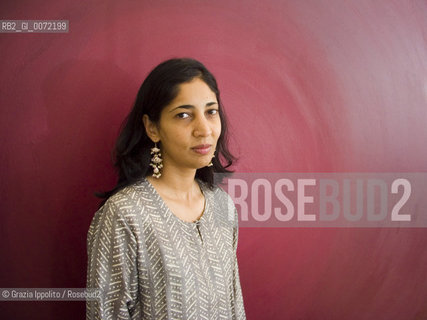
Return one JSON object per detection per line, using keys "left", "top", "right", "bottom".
{"left": 86, "top": 177, "right": 246, "bottom": 320}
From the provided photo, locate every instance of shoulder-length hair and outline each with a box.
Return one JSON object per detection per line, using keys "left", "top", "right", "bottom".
{"left": 95, "top": 57, "right": 236, "bottom": 208}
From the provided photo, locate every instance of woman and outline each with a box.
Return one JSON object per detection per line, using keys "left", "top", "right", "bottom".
{"left": 86, "top": 58, "right": 246, "bottom": 319}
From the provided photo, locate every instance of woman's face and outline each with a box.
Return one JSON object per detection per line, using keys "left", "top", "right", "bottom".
{"left": 144, "top": 77, "right": 221, "bottom": 171}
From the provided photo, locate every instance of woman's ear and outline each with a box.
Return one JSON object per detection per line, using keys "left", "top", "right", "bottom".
{"left": 142, "top": 114, "right": 160, "bottom": 143}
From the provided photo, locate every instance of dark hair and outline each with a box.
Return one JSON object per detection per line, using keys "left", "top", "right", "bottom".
{"left": 95, "top": 57, "right": 236, "bottom": 208}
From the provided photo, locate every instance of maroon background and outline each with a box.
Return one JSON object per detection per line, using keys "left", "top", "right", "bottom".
{"left": 1, "top": 0, "right": 427, "bottom": 319}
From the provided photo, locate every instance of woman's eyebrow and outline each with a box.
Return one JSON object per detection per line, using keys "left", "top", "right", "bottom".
{"left": 169, "top": 101, "right": 218, "bottom": 112}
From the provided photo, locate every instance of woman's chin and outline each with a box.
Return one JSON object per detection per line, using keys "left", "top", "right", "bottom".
{"left": 192, "top": 159, "right": 212, "bottom": 169}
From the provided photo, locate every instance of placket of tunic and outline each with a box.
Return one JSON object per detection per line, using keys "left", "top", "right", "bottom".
{"left": 188, "top": 219, "right": 220, "bottom": 318}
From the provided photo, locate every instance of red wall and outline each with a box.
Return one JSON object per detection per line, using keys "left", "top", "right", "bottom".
{"left": 1, "top": 0, "right": 427, "bottom": 319}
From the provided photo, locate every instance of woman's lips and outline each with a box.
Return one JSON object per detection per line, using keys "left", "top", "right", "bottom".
{"left": 192, "top": 144, "right": 212, "bottom": 155}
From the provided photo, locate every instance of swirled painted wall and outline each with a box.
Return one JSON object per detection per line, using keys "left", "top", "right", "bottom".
{"left": 1, "top": 0, "right": 426, "bottom": 318}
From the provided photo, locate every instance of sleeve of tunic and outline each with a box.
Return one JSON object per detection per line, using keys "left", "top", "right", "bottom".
{"left": 86, "top": 200, "right": 139, "bottom": 320}
{"left": 232, "top": 205, "right": 246, "bottom": 320}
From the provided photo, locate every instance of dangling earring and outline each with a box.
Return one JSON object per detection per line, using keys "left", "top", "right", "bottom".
{"left": 208, "top": 153, "right": 215, "bottom": 167}
{"left": 150, "top": 142, "right": 163, "bottom": 178}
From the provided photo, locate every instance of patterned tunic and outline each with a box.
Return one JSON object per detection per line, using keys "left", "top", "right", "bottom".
{"left": 86, "top": 177, "right": 246, "bottom": 320}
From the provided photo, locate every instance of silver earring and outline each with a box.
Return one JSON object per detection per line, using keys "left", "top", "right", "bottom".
{"left": 150, "top": 142, "right": 163, "bottom": 178}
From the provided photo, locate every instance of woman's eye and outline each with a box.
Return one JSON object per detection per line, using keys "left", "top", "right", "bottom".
{"left": 208, "top": 109, "right": 219, "bottom": 115}
{"left": 176, "top": 112, "right": 190, "bottom": 119}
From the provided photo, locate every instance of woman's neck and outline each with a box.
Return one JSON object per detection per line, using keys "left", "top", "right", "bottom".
{"left": 147, "top": 166, "right": 200, "bottom": 202}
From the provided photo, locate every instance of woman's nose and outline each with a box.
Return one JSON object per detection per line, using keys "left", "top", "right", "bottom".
{"left": 193, "top": 114, "right": 212, "bottom": 137}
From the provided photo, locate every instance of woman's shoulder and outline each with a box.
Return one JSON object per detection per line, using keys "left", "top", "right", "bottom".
{"left": 202, "top": 181, "right": 234, "bottom": 204}
{"left": 109, "top": 177, "right": 156, "bottom": 204}
{"left": 199, "top": 180, "right": 238, "bottom": 226}
{"left": 95, "top": 178, "right": 156, "bottom": 217}
{"left": 88, "top": 178, "right": 156, "bottom": 237}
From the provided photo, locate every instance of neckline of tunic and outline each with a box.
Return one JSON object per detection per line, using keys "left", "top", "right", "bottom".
{"left": 142, "top": 177, "right": 209, "bottom": 227}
